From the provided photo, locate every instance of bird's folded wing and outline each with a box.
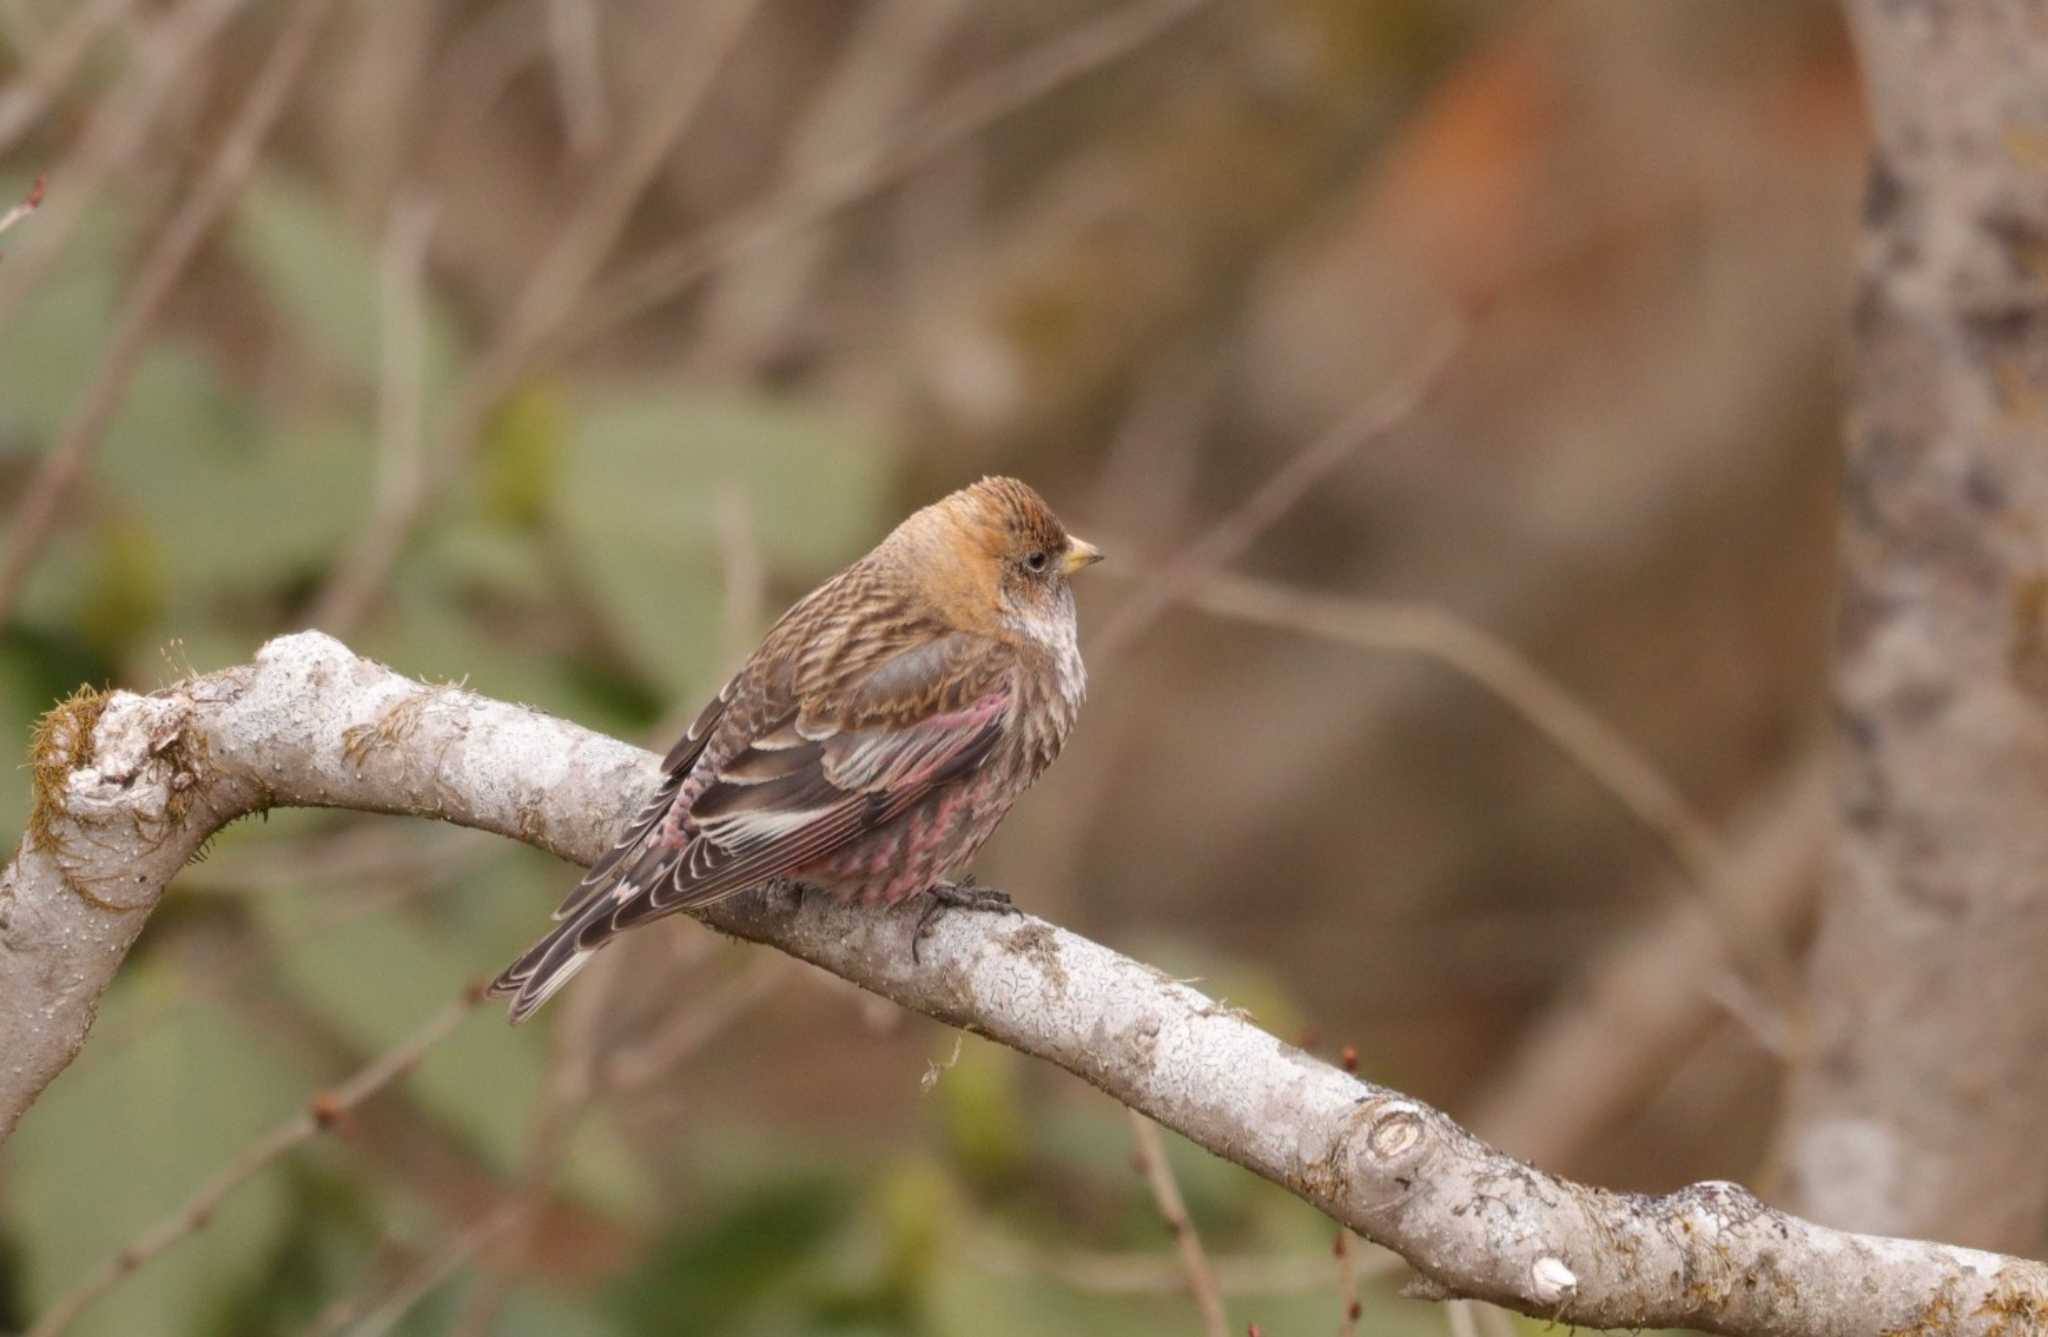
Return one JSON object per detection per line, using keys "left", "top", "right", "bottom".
{"left": 568, "top": 631, "right": 1014, "bottom": 947}
{"left": 605, "top": 685, "right": 1010, "bottom": 931}
{"left": 548, "top": 690, "right": 727, "bottom": 922}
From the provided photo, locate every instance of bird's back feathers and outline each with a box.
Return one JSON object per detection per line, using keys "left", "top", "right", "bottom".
{"left": 490, "top": 570, "right": 1020, "bottom": 1022}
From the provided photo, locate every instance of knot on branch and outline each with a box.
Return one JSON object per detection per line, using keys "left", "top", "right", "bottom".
{"left": 1344, "top": 1093, "right": 1433, "bottom": 1194}
{"left": 1667, "top": 1178, "right": 1772, "bottom": 1236}
{"left": 1361, "top": 1096, "right": 1428, "bottom": 1162}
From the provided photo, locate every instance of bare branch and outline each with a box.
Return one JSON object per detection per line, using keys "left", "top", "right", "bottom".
{"left": 298, "top": 1207, "right": 521, "bottom": 1337}
{"left": 1467, "top": 753, "right": 1828, "bottom": 1166}
{"left": 1163, "top": 569, "right": 1800, "bottom": 1028}
{"left": 4, "top": 631, "right": 2043, "bottom": 1335}
{"left": 1128, "top": 1109, "right": 1229, "bottom": 1337}
{"left": 542, "top": 0, "right": 609, "bottom": 158}
{"left": 309, "top": 0, "right": 769, "bottom": 634}
{"left": 596, "top": 952, "right": 786, "bottom": 1094}
{"left": 692, "top": 0, "right": 971, "bottom": 372}
{"left": 0, "top": 0, "right": 248, "bottom": 337}
{"left": 1335, "top": 1230, "right": 1362, "bottom": 1336}
{"left": 1092, "top": 317, "right": 1468, "bottom": 660}
{"left": 562, "top": 0, "right": 1221, "bottom": 354}
{"left": 0, "top": 170, "right": 44, "bottom": 241}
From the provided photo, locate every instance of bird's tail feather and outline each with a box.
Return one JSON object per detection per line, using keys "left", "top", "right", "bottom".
{"left": 489, "top": 898, "right": 613, "bottom": 1023}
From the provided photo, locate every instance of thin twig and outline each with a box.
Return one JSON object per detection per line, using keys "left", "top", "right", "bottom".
{"left": 306, "top": 0, "right": 1215, "bottom": 635}
{"left": 0, "top": 0, "right": 246, "bottom": 336}
{"left": 295, "top": 1230, "right": 417, "bottom": 1337}
{"left": 1165, "top": 569, "right": 1798, "bottom": 1039}
{"left": 559, "top": 0, "right": 1220, "bottom": 356}
{"left": 0, "top": 0, "right": 333, "bottom": 624}
{"left": 424, "top": 2, "right": 549, "bottom": 171}
{"left": 543, "top": 0, "right": 609, "bottom": 158}
{"left": 1127, "top": 1109, "right": 1229, "bottom": 1337}
{"left": 496, "top": 0, "right": 765, "bottom": 371}
{"left": 693, "top": 0, "right": 971, "bottom": 369}
{"left": 328, "top": 1208, "right": 523, "bottom": 1337}
{"left": 640, "top": 478, "right": 770, "bottom": 747}
{"left": 1335, "top": 1230, "right": 1362, "bottom": 1336}
{"left": 446, "top": 938, "right": 625, "bottom": 1337}
{"left": 1464, "top": 754, "right": 1828, "bottom": 1167}
{"left": 27, "top": 990, "right": 483, "bottom": 1337}
{"left": 1178, "top": 573, "right": 1723, "bottom": 898}
{"left": 450, "top": 946, "right": 782, "bottom": 1335}
{"left": 310, "top": 0, "right": 768, "bottom": 634}
{"left": 598, "top": 952, "right": 787, "bottom": 1092}
{"left": 58, "top": 827, "right": 496, "bottom": 1085}
{"left": 364, "top": 192, "right": 438, "bottom": 576}
{"left": 0, "top": 169, "right": 44, "bottom": 241}
{"left": 1093, "top": 316, "right": 1469, "bottom": 662}
{"left": 713, "top": 480, "right": 767, "bottom": 671}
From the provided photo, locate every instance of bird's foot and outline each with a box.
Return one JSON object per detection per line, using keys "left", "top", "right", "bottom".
{"left": 763, "top": 876, "right": 821, "bottom": 914}
{"left": 912, "top": 875, "right": 1019, "bottom": 963}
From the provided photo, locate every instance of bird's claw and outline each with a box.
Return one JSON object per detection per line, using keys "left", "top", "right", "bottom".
{"left": 912, "top": 878, "right": 1019, "bottom": 963}
{"left": 762, "top": 877, "right": 815, "bottom": 913}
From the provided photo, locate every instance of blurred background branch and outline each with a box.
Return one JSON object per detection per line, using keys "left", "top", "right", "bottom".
{"left": 0, "top": 166, "right": 37, "bottom": 238}
{"left": 29, "top": 989, "right": 483, "bottom": 1337}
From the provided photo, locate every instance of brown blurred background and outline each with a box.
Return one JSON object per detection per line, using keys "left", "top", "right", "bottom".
{"left": 0, "top": 2, "right": 1868, "bottom": 1333}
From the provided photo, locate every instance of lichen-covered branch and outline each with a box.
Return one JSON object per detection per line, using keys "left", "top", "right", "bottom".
{"left": 3, "top": 633, "right": 2043, "bottom": 1335}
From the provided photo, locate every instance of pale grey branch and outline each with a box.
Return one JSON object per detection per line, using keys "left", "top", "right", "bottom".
{"left": 3, "top": 632, "right": 2042, "bottom": 1335}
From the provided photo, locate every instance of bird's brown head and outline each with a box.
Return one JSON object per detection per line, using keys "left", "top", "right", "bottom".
{"left": 889, "top": 477, "right": 1102, "bottom": 644}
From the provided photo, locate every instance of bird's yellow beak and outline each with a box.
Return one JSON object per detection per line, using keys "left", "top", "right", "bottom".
{"left": 1061, "top": 537, "right": 1104, "bottom": 575}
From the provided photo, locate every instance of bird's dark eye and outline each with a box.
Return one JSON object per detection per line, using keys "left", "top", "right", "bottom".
{"left": 1024, "top": 550, "right": 1049, "bottom": 573}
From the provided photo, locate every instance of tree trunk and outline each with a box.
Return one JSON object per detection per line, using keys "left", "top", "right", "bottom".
{"left": 1772, "top": 0, "right": 2048, "bottom": 1254}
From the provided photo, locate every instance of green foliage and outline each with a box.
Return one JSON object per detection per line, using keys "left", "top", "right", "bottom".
{"left": 189, "top": 1163, "right": 380, "bottom": 1337}
{"left": 931, "top": 1038, "right": 1028, "bottom": 1184}
{"left": 0, "top": 180, "right": 127, "bottom": 436}
{"left": 0, "top": 1221, "right": 26, "bottom": 1333}
{"left": 230, "top": 171, "right": 457, "bottom": 389}
{"left": 482, "top": 384, "right": 566, "bottom": 532}
{"left": 4, "top": 966, "right": 310, "bottom": 1337}
{"left": 555, "top": 388, "right": 891, "bottom": 694}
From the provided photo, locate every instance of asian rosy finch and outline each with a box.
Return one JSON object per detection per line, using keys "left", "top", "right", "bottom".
{"left": 491, "top": 477, "right": 1102, "bottom": 1022}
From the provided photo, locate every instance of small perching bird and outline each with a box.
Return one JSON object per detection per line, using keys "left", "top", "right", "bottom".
{"left": 491, "top": 477, "right": 1102, "bottom": 1021}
